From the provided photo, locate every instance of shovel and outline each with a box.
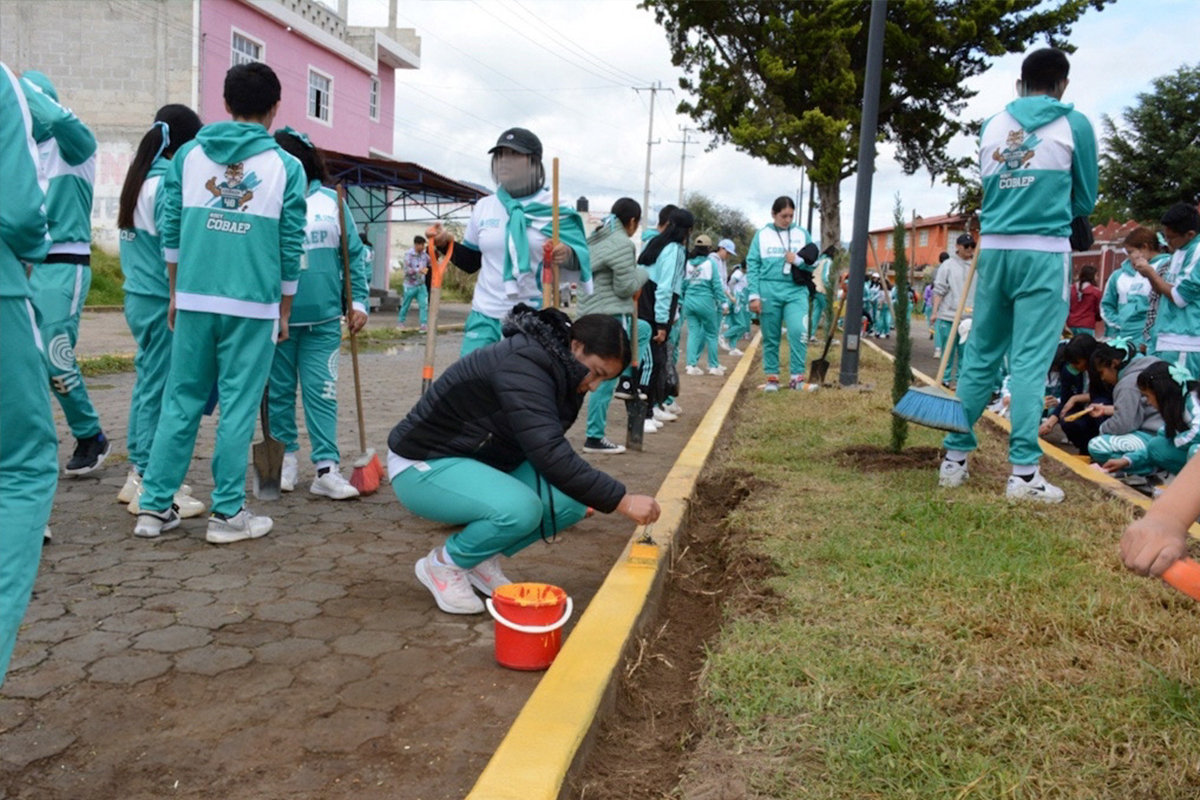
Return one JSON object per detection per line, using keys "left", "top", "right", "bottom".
{"left": 808, "top": 292, "right": 847, "bottom": 385}
{"left": 251, "top": 385, "right": 285, "bottom": 500}
{"left": 625, "top": 295, "right": 646, "bottom": 451}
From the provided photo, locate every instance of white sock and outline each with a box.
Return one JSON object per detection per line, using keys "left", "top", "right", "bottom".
{"left": 315, "top": 459, "right": 337, "bottom": 474}
{"left": 1012, "top": 464, "right": 1037, "bottom": 478}
{"left": 946, "top": 450, "right": 969, "bottom": 463}
{"left": 433, "top": 546, "right": 463, "bottom": 570}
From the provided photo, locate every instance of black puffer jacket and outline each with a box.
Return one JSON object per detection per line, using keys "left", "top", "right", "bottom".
{"left": 387, "top": 305, "right": 627, "bottom": 513}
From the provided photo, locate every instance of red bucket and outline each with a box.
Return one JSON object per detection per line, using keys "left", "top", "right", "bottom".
{"left": 486, "top": 582, "right": 573, "bottom": 671}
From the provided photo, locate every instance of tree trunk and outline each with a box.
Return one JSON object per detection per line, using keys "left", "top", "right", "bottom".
{"left": 817, "top": 180, "right": 841, "bottom": 250}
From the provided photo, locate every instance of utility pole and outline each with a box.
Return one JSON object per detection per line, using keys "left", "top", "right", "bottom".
{"left": 633, "top": 81, "right": 672, "bottom": 226}
{"left": 668, "top": 126, "right": 698, "bottom": 206}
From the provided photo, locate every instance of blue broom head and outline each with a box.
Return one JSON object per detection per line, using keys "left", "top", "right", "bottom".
{"left": 892, "top": 385, "right": 970, "bottom": 433}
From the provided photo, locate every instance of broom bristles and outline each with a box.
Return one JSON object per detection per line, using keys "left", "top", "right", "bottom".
{"left": 350, "top": 447, "right": 384, "bottom": 495}
{"left": 892, "top": 385, "right": 970, "bottom": 433}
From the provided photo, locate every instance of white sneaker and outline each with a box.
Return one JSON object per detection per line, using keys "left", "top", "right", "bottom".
{"left": 281, "top": 453, "right": 298, "bottom": 493}
{"left": 718, "top": 339, "right": 731, "bottom": 352}
{"left": 643, "top": 419, "right": 659, "bottom": 434}
{"left": 415, "top": 551, "right": 485, "bottom": 614}
{"left": 685, "top": 365, "right": 704, "bottom": 376}
{"left": 117, "top": 469, "right": 141, "bottom": 504}
{"left": 653, "top": 407, "right": 678, "bottom": 422}
{"left": 466, "top": 554, "right": 512, "bottom": 597}
{"left": 932, "top": 348, "right": 942, "bottom": 359}
{"left": 707, "top": 366, "right": 726, "bottom": 376}
{"left": 206, "top": 508, "right": 273, "bottom": 544}
{"left": 1006, "top": 472, "right": 1065, "bottom": 504}
{"left": 729, "top": 348, "right": 744, "bottom": 356}
{"left": 309, "top": 467, "right": 360, "bottom": 500}
{"left": 134, "top": 507, "right": 181, "bottom": 539}
{"left": 938, "top": 458, "right": 969, "bottom": 488}
{"left": 652, "top": 418, "right": 665, "bottom": 429}
{"left": 663, "top": 401, "right": 683, "bottom": 415}
{"left": 128, "top": 485, "right": 206, "bottom": 519}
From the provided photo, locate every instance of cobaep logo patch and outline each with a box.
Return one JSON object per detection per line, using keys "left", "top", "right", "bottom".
{"left": 992, "top": 129, "right": 1041, "bottom": 171}
{"left": 204, "top": 162, "right": 260, "bottom": 210}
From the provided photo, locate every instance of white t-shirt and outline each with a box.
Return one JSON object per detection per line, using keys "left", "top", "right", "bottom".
{"left": 464, "top": 190, "right": 551, "bottom": 319}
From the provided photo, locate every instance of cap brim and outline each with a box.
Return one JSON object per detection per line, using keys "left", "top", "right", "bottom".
{"left": 489, "top": 144, "right": 537, "bottom": 156}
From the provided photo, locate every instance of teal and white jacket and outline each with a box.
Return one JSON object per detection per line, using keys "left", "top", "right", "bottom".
{"left": 0, "top": 62, "right": 49, "bottom": 298}
{"left": 20, "top": 71, "right": 95, "bottom": 256}
{"left": 726, "top": 266, "right": 748, "bottom": 308}
{"left": 119, "top": 157, "right": 170, "bottom": 299}
{"left": 1100, "top": 256, "right": 1158, "bottom": 340}
{"left": 1129, "top": 390, "right": 1200, "bottom": 472}
{"left": 682, "top": 254, "right": 726, "bottom": 312}
{"left": 1151, "top": 234, "right": 1200, "bottom": 356}
{"left": 650, "top": 241, "right": 687, "bottom": 325}
{"left": 159, "top": 121, "right": 307, "bottom": 320}
{"left": 290, "top": 179, "right": 370, "bottom": 326}
{"left": 747, "top": 222, "right": 813, "bottom": 300}
{"left": 978, "top": 95, "right": 1097, "bottom": 251}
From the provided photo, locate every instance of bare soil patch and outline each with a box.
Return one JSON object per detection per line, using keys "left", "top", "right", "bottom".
{"left": 836, "top": 443, "right": 941, "bottom": 471}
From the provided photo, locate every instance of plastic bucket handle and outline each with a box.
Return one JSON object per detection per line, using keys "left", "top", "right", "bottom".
{"left": 486, "top": 596, "right": 574, "bottom": 635}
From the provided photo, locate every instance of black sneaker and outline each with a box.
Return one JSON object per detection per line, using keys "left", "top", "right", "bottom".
{"left": 613, "top": 375, "right": 636, "bottom": 400}
{"left": 64, "top": 432, "right": 111, "bottom": 476}
{"left": 583, "top": 437, "right": 626, "bottom": 454}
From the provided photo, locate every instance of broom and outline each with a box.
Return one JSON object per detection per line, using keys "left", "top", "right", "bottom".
{"left": 337, "top": 184, "right": 385, "bottom": 494}
{"left": 891, "top": 246, "right": 979, "bottom": 433}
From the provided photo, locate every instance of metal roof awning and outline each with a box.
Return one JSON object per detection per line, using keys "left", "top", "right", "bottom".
{"left": 321, "top": 149, "right": 488, "bottom": 223}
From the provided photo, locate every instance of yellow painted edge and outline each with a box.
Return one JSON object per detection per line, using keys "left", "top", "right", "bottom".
{"left": 866, "top": 338, "right": 1200, "bottom": 539}
{"left": 466, "top": 332, "right": 763, "bottom": 800}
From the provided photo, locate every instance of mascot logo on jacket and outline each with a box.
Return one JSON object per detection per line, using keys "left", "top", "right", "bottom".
{"left": 204, "top": 162, "right": 259, "bottom": 210}
{"left": 992, "top": 129, "right": 1041, "bottom": 172}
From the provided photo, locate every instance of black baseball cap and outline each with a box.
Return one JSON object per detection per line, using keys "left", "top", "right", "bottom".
{"left": 956, "top": 233, "right": 976, "bottom": 247}
{"left": 489, "top": 128, "right": 543, "bottom": 158}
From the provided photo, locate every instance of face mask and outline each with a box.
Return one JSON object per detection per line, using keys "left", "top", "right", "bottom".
{"left": 1065, "top": 364, "right": 1081, "bottom": 376}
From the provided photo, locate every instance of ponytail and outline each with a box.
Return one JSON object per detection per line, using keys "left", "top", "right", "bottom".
{"left": 117, "top": 104, "right": 202, "bottom": 229}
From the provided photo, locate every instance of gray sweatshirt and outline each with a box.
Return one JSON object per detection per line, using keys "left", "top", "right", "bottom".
{"left": 1099, "top": 357, "right": 1164, "bottom": 436}
{"left": 933, "top": 255, "right": 977, "bottom": 322}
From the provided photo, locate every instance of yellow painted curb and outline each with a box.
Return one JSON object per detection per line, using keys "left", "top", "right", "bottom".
{"left": 864, "top": 338, "right": 1200, "bottom": 539}
{"left": 466, "top": 331, "right": 763, "bottom": 800}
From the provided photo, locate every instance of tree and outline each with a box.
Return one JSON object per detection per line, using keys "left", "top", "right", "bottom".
{"left": 640, "top": 0, "right": 1108, "bottom": 249}
{"left": 890, "top": 200, "right": 912, "bottom": 453}
{"left": 683, "top": 190, "right": 756, "bottom": 257}
{"left": 1099, "top": 64, "right": 1200, "bottom": 222}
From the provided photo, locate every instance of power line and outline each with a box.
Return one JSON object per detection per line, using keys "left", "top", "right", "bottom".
{"left": 505, "top": 0, "right": 651, "bottom": 86}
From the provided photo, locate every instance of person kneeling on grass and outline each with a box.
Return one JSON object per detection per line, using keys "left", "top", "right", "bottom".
{"left": 387, "top": 305, "right": 662, "bottom": 615}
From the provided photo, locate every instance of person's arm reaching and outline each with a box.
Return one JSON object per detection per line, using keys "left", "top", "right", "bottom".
{"left": 1120, "top": 454, "right": 1199, "bottom": 577}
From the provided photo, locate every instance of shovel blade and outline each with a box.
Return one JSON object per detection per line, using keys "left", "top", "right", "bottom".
{"left": 252, "top": 437, "right": 286, "bottom": 501}
{"left": 625, "top": 397, "right": 646, "bottom": 451}
{"left": 809, "top": 358, "right": 830, "bottom": 386}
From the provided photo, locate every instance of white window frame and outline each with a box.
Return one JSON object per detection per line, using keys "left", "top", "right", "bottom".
{"left": 230, "top": 28, "right": 265, "bottom": 67}
{"left": 369, "top": 77, "right": 380, "bottom": 121}
{"left": 307, "top": 66, "right": 334, "bottom": 126}
{"left": 919, "top": 229, "right": 929, "bottom": 247}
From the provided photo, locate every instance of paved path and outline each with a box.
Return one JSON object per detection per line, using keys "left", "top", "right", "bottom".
{"left": 2, "top": 317, "right": 743, "bottom": 800}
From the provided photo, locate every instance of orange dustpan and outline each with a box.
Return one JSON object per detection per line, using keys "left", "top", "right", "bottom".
{"left": 422, "top": 229, "right": 453, "bottom": 394}
{"left": 1162, "top": 558, "right": 1200, "bottom": 602}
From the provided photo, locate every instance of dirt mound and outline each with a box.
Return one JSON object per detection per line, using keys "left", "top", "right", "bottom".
{"left": 567, "top": 469, "right": 780, "bottom": 799}
{"left": 836, "top": 443, "right": 941, "bottom": 471}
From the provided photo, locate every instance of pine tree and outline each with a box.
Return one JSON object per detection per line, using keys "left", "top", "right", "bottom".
{"left": 890, "top": 201, "right": 913, "bottom": 454}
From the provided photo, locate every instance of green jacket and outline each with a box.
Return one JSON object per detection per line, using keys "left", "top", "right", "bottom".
{"left": 1, "top": 63, "right": 49, "bottom": 298}
{"left": 578, "top": 217, "right": 647, "bottom": 317}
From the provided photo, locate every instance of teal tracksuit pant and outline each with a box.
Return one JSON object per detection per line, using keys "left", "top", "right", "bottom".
{"left": 1086, "top": 430, "right": 1158, "bottom": 475}
{"left": 944, "top": 250, "right": 1070, "bottom": 465}
{"left": 461, "top": 310, "right": 505, "bottom": 357}
{"left": 875, "top": 302, "right": 892, "bottom": 336}
{"left": 1154, "top": 348, "right": 1200, "bottom": 379}
{"left": 269, "top": 320, "right": 342, "bottom": 465}
{"left": 810, "top": 292, "right": 828, "bottom": 341}
{"left": 399, "top": 285, "right": 428, "bottom": 327}
{"left": 28, "top": 261, "right": 102, "bottom": 438}
{"left": 124, "top": 293, "right": 172, "bottom": 475}
{"left": 724, "top": 297, "right": 750, "bottom": 347}
{"left": 933, "top": 319, "right": 966, "bottom": 383}
{"left": 140, "top": 310, "right": 277, "bottom": 517}
{"left": 683, "top": 299, "right": 720, "bottom": 369}
{"left": 586, "top": 315, "right": 649, "bottom": 440}
{"left": 760, "top": 282, "right": 810, "bottom": 377}
{"left": 0, "top": 296, "right": 58, "bottom": 681}
{"left": 392, "top": 458, "right": 588, "bottom": 569}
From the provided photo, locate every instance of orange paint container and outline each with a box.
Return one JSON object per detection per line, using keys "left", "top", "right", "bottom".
{"left": 486, "top": 583, "right": 573, "bottom": 671}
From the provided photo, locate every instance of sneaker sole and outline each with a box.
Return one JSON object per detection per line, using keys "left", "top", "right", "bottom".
{"left": 1005, "top": 490, "right": 1064, "bottom": 504}
{"left": 205, "top": 520, "right": 273, "bottom": 544}
{"left": 415, "top": 559, "right": 484, "bottom": 614}
{"left": 309, "top": 483, "right": 361, "bottom": 500}
{"left": 64, "top": 441, "right": 112, "bottom": 476}
{"left": 134, "top": 514, "right": 181, "bottom": 539}
{"left": 583, "top": 446, "right": 626, "bottom": 454}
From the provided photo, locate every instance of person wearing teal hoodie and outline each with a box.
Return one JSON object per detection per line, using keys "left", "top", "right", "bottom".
{"left": 747, "top": 196, "right": 816, "bottom": 391}
{"left": 0, "top": 61, "right": 57, "bottom": 683}
{"left": 809, "top": 246, "right": 835, "bottom": 342}
{"left": 269, "top": 128, "right": 370, "bottom": 500}
{"left": 723, "top": 259, "right": 750, "bottom": 354}
{"left": 682, "top": 235, "right": 726, "bottom": 375}
{"left": 639, "top": 208, "right": 692, "bottom": 422}
{"left": 115, "top": 105, "right": 207, "bottom": 521}
{"left": 578, "top": 197, "right": 650, "bottom": 452}
{"left": 1134, "top": 203, "right": 1200, "bottom": 375}
{"left": 20, "top": 70, "right": 109, "bottom": 475}
{"left": 1101, "top": 226, "right": 1157, "bottom": 345}
{"left": 133, "top": 63, "right": 307, "bottom": 544}
{"left": 430, "top": 128, "right": 591, "bottom": 356}
{"left": 939, "top": 48, "right": 1097, "bottom": 503}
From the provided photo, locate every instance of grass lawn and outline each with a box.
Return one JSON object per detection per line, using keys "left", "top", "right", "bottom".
{"left": 86, "top": 246, "right": 125, "bottom": 306}
{"left": 683, "top": 346, "right": 1200, "bottom": 799}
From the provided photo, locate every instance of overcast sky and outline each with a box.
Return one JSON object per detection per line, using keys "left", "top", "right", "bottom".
{"left": 343, "top": 0, "right": 1198, "bottom": 239}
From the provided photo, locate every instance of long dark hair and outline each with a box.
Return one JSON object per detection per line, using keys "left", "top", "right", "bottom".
{"left": 274, "top": 130, "right": 329, "bottom": 184}
{"left": 1076, "top": 264, "right": 1097, "bottom": 289}
{"left": 1090, "top": 339, "right": 1138, "bottom": 385}
{"left": 638, "top": 208, "right": 694, "bottom": 266}
{"left": 572, "top": 313, "right": 631, "bottom": 369}
{"left": 1136, "top": 361, "right": 1200, "bottom": 438}
{"left": 117, "top": 104, "right": 202, "bottom": 229}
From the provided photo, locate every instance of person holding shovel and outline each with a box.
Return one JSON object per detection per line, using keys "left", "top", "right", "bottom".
{"left": 387, "top": 305, "right": 662, "bottom": 615}
{"left": 132, "top": 62, "right": 307, "bottom": 543}
{"left": 430, "top": 128, "right": 590, "bottom": 356}
{"left": 267, "top": 128, "right": 370, "bottom": 500}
